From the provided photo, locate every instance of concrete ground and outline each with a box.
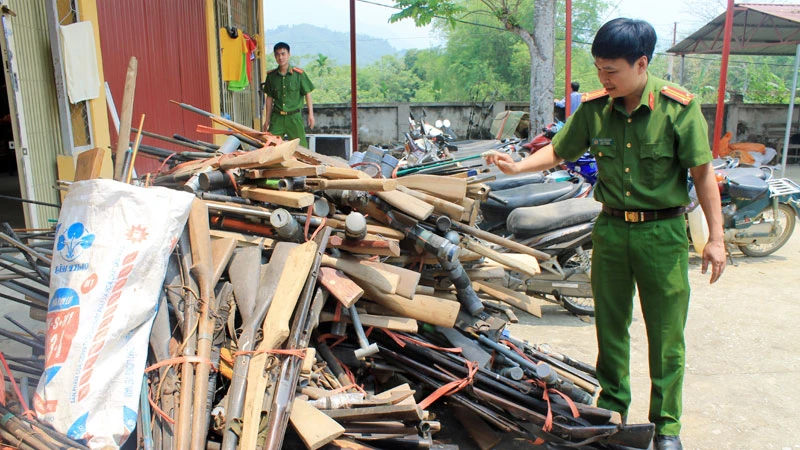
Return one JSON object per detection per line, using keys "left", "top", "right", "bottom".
{"left": 509, "top": 164, "right": 800, "bottom": 449}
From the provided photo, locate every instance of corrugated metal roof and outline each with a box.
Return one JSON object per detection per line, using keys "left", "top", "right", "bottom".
{"left": 669, "top": 3, "right": 800, "bottom": 55}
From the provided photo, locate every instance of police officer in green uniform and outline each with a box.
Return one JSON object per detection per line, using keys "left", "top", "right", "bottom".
{"left": 485, "top": 18, "right": 726, "bottom": 450}
{"left": 262, "top": 42, "right": 315, "bottom": 148}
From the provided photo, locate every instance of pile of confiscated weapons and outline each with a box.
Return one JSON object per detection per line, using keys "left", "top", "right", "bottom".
{"left": 0, "top": 106, "right": 655, "bottom": 450}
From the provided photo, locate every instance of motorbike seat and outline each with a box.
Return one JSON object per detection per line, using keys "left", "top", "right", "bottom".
{"left": 484, "top": 181, "right": 579, "bottom": 215}
{"left": 486, "top": 173, "right": 546, "bottom": 191}
{"left": 725, "top": 174, "right": 769, "bottom": 200}
{"left": 507, "top": 197, "right": 602, "bottom": 239}
{"left": 718, "top": 167, "right": 771, "bottom": 181}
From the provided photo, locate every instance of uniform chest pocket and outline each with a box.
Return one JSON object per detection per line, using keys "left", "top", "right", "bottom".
{"left": 639, "top": 143, "right": 674, "bottom": 188}
{"left": 589, "top": 144, "right": 615, "bottom": 184}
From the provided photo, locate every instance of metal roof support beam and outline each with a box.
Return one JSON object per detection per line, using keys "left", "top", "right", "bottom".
{"left": 780, "top": 43, "right": 800, "bottom": 178}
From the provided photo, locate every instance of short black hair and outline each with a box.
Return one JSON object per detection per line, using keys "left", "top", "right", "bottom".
{"left": 591, "top": 18, "right": 656, "bottom": 66}
{"left": 571, "top": 81, "right": 580, "bottom": 92}
{"left": 273, "top": 42, "right": 290, "bottom": 53}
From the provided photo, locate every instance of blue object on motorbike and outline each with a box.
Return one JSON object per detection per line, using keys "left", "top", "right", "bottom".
{"left": 563, "top": 152, "right": 598, "bottom": 185}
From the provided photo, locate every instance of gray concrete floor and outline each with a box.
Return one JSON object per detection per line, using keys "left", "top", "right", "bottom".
{"left": 510, "top": 164, "right": 800, "bottom": 449}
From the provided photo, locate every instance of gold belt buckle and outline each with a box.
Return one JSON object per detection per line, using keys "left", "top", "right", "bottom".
{"left": 279, "top": 110, "right": 288, "bottom": 116}
{"left": 624, "top": 211, "right": 643, "bottom": 223}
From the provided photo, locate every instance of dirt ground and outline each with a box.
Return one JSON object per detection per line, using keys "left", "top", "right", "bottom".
{"left": 509, "top": 165, "right": 800, "bottom": 449}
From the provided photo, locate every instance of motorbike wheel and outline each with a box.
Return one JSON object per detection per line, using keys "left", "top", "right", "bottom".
{"left": 556, "top": 247, "right": 595, "bottom": 317}
{"left": 738, "top": 203, "right": 796, "bottom": 257}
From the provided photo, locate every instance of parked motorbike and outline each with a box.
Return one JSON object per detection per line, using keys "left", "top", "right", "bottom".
{"left": 400, "top": 111, "right": 457, "bottom": 166}
{"left": 503, "top": 197, "right": 600, "bottom": 316}
{"left": 477, "top": 172, "right": 598, "bottom": 316}
{"left": 687, "top": 165, "right": 800, "bottom": 257}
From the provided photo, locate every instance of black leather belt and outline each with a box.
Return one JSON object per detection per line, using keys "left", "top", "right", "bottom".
{"left": 274, "top": 108, "right": 301, "bottom": 116}
{"left": 602, "top": 205, "right": 685, "bottom": 223}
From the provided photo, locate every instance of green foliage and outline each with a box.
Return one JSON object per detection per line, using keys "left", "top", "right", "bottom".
{"left": 389, "top": 0, "right": 466, "bottom": 27}
{"left": 304, "top": 0, "right": 800, "bottom": 110}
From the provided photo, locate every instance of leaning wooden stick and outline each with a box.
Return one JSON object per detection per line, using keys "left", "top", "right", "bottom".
{"left": 114, "top": 56, "right": 138, "bottom": 181}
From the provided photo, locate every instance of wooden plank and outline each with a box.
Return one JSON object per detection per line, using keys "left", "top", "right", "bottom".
{"left": 74, "top": 148, "right": 107, "bottom": 181}
{"left": 396, "top": 185, "right": 464, "bottom": 220}
{"left": 246, "top": 164, "right": 325, "bottom": 179}
{"left": 318, "top": 167, "right": 367, "bottom": 179}
{"left": 301, "top": 347, "right": 316, "bottom": 375}
{"left": 328, "top": 235, "right": 401, "bottom": 257}
{"left": 361, "top": 285, "right": 460, "bottom": 328}
{"left": 305, "top": 178, "right": 397, "bottom": 192}
{"left": 461, "top": 239, "right": 540, "bottom": 277}
{"left": 318, "top": 267, "right": 364, "bottom": 307}
{"left": 321, "top": 255, "right": 400, "bottom": 295}
{"left": 241, "top": 241, "right": 319, "bottom": 450}
{"left": 321, "top": 403, "right": 423, "bottom": 422}
{"left": 375, "top": 189, "right": 434, "bottom": 221}
{"left": 360, "top": 260, "right": 420, "bottom": 299}
{"left": 240, "top": 185, "right": 315, "bottom": 208}
{"left": 209, "top": 229, "right": 276, "bottom": 249}
{"left": 219, "top": 139, "right": 298, "bottom": 170}
{"left": 396, "top": 174, "right": 467, "bottom": 203}
{"left": 290, "top": 398, "right": 345, "bottom": 450}
{"left": 472, "top": 280, "right": 542, "bottom": 318}
{"left": 319, "top": 311, "right": 418, "bottom": 333}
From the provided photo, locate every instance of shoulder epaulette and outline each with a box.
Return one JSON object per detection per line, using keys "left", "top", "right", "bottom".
{"left": 581, "top": 88, "right": 609, "bottom": 103}
{"left": 267, "top": 68, "right": 277, "bottom": 74}
{"left": 660, "top": 85, "right": 694, "bottom": 106}
{"left": 292, "top": 67, "right": 304, "bottom": 74}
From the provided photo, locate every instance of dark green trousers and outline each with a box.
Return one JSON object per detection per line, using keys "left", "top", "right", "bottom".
{"left": 591, "top": 213, "right": 690, "bottom": 436}
{"left": 269, "top": 112, "right": 308, "bottom": 148}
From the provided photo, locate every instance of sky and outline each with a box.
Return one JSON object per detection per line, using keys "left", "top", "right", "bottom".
{"left": 265, "top": 0, "right": 800, "bottom": 51}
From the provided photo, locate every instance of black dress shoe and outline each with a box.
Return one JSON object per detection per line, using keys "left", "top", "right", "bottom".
{"left": 654, "top": 435, "right": 683, "bottom": 450}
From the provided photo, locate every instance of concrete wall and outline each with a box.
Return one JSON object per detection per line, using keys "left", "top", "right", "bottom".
{"left": 316, "top": 100, "right": 799, "bottom": 152}
{"left": 314, "top": 101, "right": 528, "bottom": 150}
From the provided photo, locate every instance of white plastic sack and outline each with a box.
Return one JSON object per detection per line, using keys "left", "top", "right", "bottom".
{"left": 34, "top": 179, "right": 194, "bottom": 449}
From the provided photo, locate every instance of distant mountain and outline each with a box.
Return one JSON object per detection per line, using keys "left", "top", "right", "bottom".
{"left": 265, "top": 24, "right": 400, "bottom": 67}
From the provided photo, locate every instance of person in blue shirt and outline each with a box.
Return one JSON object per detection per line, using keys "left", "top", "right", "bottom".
{"left": 556, "top": 81, "right": 583, "bottom": 117}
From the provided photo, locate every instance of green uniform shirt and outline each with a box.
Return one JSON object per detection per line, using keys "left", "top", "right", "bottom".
{"left": 262, "top": 66, "right": 314, "bottom": 113}
{"left": 552, "top": 73, "right": 712, "bottom": 211}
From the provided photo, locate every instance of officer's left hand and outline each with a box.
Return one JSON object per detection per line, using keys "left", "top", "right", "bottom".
{"left": 308, "top": 114, "right": 316, "bottom": 130}
{"left": 701, "top": 238, "right": 726, "bottom": 284}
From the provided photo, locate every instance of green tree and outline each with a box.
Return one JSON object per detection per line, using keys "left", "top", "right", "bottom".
{"left": 390, "top": 0, "right": 610, "bottom": 133}
{"left": 310, "top": 53, "right": 333, "bottom": 77}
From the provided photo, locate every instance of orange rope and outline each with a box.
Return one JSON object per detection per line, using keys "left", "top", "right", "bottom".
{"left": 146, "top": 380, "right": 175, "bottom": 426}
{"left": 381, "top": 329, "right": 462, "bottom": 353}
{"left": 316, "top": 334, "right": 347, "bottom": 349}
{"left": 144, "top": 355, "right": 217, "bottom": 374}
{"left": 0, "top": 352, "right": 32, "bottom": 418}
{"left": 418, "top": 360, "right": 478, "bottom": 410}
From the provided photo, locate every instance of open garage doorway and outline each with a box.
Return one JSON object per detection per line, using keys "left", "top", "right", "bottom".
{"left": 0, "top": 47, "right": 24, "bottom": 228}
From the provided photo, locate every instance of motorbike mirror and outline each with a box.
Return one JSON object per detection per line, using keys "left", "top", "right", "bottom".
{"left": 409, "top": 112, "right": 416, "bottom": 120}
{"left": 443, "top": 119, "right": 451, "bottom": 128}
{"left": 435, "top": 120, "right": 443, "bottom": 128}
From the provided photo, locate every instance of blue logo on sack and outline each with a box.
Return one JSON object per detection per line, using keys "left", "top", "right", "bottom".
{"left": 56, "top": 222, "right": 95, "bottom": 262}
